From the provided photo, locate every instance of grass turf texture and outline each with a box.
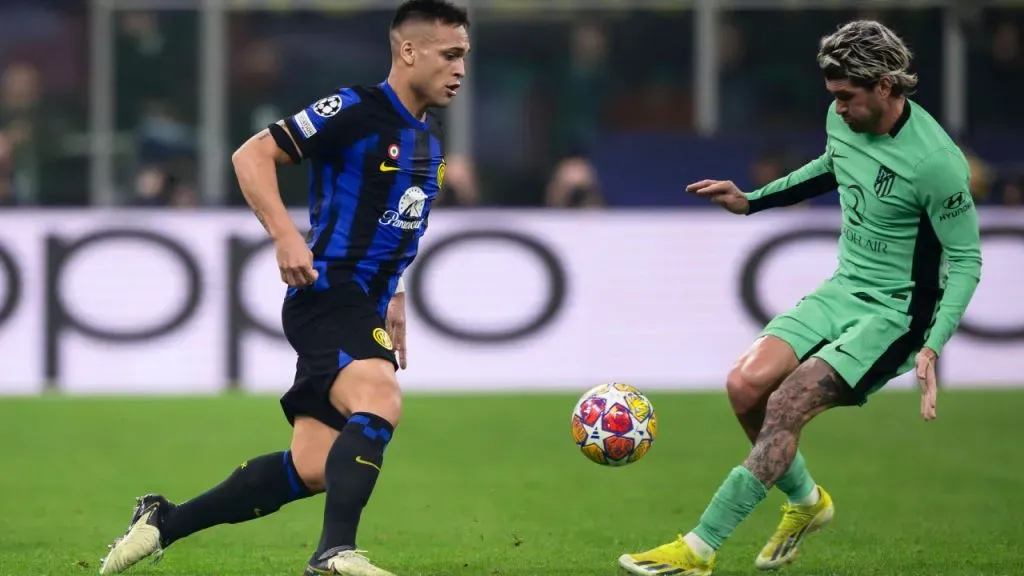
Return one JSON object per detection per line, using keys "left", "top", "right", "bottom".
{"left": 1, "top": 390, "right": 1021, "bottom": 576}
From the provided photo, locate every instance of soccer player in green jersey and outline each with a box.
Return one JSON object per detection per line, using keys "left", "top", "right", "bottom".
{"left": 619, "top": 20, "right": 982, "bottom": 576}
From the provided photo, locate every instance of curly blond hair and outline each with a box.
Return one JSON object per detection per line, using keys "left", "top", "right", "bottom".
{"left": 817, "top": 20, "right": 918, "bottom": 96}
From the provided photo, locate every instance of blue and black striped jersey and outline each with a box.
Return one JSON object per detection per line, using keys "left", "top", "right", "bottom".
{"left": 283, "top": 81, "right": 445, "bottom": 316}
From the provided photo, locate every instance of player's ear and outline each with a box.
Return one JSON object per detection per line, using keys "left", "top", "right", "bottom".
{"left": 401, "top": 40, "right": 416, "bottom": 66}
{"left": 877, "top": 76, "right": 893, "bottom": 98}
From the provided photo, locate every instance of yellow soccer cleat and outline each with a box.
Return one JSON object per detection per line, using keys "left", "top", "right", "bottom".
{"left": 755, "top": 485, "right": 834, "bottom": 570}
{"left": 618, "top": 535, "right": 715, "bottom": 576}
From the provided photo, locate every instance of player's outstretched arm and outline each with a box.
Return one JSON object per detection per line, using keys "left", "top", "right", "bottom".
{"left": 685, "top": 179, "right": 750, "bottom": 214}
{"left": 232, "top": 122, "right": 317, "bottom": 287}
{"left": 742, "top": 152, "right": 838, "bottom": 214}
{"left": 686, "top": 152, "right": 837, "bottom": 215}
{"left": 916, "top": 149, "right": 983, "bottom": 358}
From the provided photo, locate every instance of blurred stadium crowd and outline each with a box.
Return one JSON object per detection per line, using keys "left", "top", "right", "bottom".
{"left": 0, "top": 2, "right": 1021, "bottom": 210}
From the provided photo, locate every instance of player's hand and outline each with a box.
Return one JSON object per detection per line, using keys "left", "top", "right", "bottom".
{"left": 274, "top": 231, "right": 318, "bottom": 287}
{"left": 915, "top": 347, "right": 938, "bottom": 421}
{"left": 387, "top": 293, "right": 408, "bottom": 370}
{"left": 686, "top": 179, "right": 750, "bottom": 215}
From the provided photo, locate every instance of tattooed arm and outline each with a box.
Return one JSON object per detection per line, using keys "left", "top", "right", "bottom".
{"left": 231, "top": 122, "right": 318, "bottom": 287}
{"left": 232, "top": 122, "right": 301, "bottom": 239}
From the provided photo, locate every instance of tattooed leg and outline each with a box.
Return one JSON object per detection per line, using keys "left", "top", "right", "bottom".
{"left": 688, "top": 358, "right": 854, "bottom": 552}
{"left": 743, "top": 358, "right": 854, "bottom": 488}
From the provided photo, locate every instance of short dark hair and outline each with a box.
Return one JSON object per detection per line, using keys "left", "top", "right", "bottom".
{"left": 391, "top": 0, "right": 469, "bottom": 30}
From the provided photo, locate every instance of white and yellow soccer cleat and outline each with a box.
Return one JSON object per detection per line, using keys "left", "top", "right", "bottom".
{"left": 755, "top": 485, "right": 834, "bottom": 570}
{"left": 618, "top": 535, "right": 715, "bottom": 576}
{"left": 99, "top": 494, "right": 171, "bottom": 574}
{"left": 304, "top": 547, "right": 396, "bottom": 576}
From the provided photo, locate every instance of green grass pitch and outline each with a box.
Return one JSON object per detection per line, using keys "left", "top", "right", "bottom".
{"left": 1, "top": 389, "right": 1022, "bottom": 576}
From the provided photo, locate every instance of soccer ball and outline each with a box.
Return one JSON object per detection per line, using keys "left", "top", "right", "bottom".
{"left": 571, "top": 383, "right": 658, "bottom": 466}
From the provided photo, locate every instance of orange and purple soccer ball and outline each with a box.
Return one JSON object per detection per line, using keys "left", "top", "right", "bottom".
{"left": 571, "top": 383, "right": 658, "bottom": 466}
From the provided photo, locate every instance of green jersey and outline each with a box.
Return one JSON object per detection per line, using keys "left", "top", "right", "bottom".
{"left": 745, "top": 100, "right": 982, "bottom": 356}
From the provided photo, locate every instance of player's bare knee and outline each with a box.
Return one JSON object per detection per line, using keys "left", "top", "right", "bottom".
{"left": 291, "top": 454, "right": 326, "bottom": 493}
{"left": 289, "top": 416, "right": 338, "bottom": 493}
{"left": 329, "top": 358, "right": 403, "bottom": 428}
{"left": 289, "top": 445, "right": 327, "bottom": 493}
{"left": 728, "top": 336, "right": 800, "bottom": 413}
{"left": 725, "top": 367, "right": 763, "bottom": 414}
{"left": 726, "top": 361, "right": 780, "bottom": 413}
{"left": 351, "top": 388, "right": 402, "bottom": 429}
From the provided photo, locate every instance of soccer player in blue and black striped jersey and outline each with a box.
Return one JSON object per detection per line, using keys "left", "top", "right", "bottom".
{"left": 99, "top": 2, "right": 469, "bottom": 575}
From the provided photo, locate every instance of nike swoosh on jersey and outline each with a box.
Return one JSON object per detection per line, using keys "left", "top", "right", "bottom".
{"left": 379, "top": 162, "right": 400, "bottom": 172}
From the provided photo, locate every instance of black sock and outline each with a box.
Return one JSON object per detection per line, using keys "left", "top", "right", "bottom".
{"left": 160, "top": 450, "right": 313, "bottom": 546}
{"left": 313, "top": 412, "right": 394, "bottom": 559}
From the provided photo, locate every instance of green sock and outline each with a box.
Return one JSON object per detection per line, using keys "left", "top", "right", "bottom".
{"left": 775, "top": 450, "right": 817, "bottom": 504}
{"left": 692, "top": 465, "right": 768, "bottom": 550}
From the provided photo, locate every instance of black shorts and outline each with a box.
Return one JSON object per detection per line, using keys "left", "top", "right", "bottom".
{"left": 279, "top": 281, "right": 398, "bottom": 431}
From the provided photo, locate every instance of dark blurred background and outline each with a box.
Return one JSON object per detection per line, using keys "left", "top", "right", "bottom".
{"left": 0, "top": 0, "right": 1020, "bottom": 211}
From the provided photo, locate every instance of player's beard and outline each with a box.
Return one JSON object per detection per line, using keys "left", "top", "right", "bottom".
{"left": 847, "top": 111, "right": 878, "bottom": 133}
{"left": 852, "top": 99, "right": 885, "bottom": 133}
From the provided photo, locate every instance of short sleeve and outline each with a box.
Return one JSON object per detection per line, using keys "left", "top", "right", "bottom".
{"left": 283, "top": 87, "right": 362, "bottom": 160}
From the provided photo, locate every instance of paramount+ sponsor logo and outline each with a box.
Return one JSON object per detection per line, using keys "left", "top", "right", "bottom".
{"left": 940, "top": 191, "right": 973, "bottom": 222}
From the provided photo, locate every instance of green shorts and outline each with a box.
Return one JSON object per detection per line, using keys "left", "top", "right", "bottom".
{"left": 761, "top": 279, "right": 933, "bottom": 404}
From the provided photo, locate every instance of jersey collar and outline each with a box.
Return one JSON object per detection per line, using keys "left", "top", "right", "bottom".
{"left": 888, "top": 99, "right": 912, "bottom": 138}
{"left": 379, "top": 80, "right": 428, "bottom": 130}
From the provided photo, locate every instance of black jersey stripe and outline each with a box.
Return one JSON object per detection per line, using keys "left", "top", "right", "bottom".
{"left": 852, "top": 212, "right": 942, "bottom": 397}
{"left": 369, "top": 129, "right": 434, "bottom": 312}
{"left": 747, "top": 173, "right": 839, "bottom": 214}
{"left": 312, "top": 134, "right": 376, "bottom": 259}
